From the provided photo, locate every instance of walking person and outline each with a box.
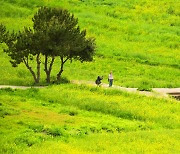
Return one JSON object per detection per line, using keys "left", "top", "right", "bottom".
{"left": 108, "top": 71, "right": 113, "bottom": 87}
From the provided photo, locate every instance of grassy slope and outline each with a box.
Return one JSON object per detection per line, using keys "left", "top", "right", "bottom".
{"left": 0, "top": 0, "right": 179, "bottom": 88}
{"left": 0, "top": 1, "right": 179, "bottom": 153}
{"left": 0, "top": 85, "right": 179, "bottom": 153}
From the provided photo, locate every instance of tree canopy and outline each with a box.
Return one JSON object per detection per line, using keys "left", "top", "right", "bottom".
{"left": 3, "top": 7, "right": 96, "bottom": 84}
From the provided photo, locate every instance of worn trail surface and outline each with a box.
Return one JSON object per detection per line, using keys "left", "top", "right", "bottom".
{"left": 0, "top": 85, "right": 45, "bottom": 89}
{"left": 71, "top": 80, "right": 180, "bottom": 99}
{"left": 0, "top": 81, "right": 180, "bottom": 99}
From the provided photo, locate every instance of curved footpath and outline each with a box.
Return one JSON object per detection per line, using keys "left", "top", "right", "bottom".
{"left": 71, "top": 80, "right": 180, "bottom": 100}
{"left": 0, "top": 81, "right": 180, "bottom": 100}
{"left": 0, "top": 85, "right": 45, "bottom": 89}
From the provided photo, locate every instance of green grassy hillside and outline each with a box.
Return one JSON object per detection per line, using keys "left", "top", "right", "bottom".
{"left": 0, "top": 0, "right": 179, "bottom": 88}
{"left": 0, "top": 1, "right": 180, "bottom": 153}
{"left": 0, "top": 85, "right": 179, "bottom": 153}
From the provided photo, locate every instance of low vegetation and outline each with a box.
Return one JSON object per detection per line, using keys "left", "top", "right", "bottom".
{"left": 0, "top": 0, "right": 179, "bottom": 153}
{"left": 0, "top": 84, "right": 179, "bottom": 153}
{"left": 0, "top": 0, "right": 179, "bottom": 88}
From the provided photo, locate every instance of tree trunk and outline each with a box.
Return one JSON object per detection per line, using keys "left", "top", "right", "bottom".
{"left": 44, "top": 55, "right": 55, "bottom": 83}
{"left": 23, "top": 57, "right": 38, "bottom": 84}
{"left": 36, "top": 53, "right": 41, "bottom": 83}
{"left": 44, "top": 55, "right": 49, "bottom": 83}
{"left": 46, "top": 72, "right": 51, "bottom": 83}
{"left": 57, "top": 57, "right": 68, "bottom": 82}
{"left": 56, "top": 69, "right": 63, "bottom": 81}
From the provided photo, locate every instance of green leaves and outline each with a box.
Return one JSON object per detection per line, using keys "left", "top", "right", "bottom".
{"left": 32, "top": 7, "right": 96, "bottom": 82}
{"left": 0, "top": 24, "right": 7, "bottom": 43}
{"left": 3, "top": 7, "right": 96, "bottom": 83}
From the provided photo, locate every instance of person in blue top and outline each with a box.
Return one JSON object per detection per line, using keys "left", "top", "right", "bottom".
{"left": 108, "top": 71, "right": 113, "bottom": 87}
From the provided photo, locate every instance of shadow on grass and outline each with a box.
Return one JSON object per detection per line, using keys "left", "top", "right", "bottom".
{"left": 32, "top": 76, "right": 70, "bottom": 86}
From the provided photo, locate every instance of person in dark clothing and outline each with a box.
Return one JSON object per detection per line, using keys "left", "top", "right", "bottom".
{"left": 95, "top": 76, "right": 103, "bottom": 86}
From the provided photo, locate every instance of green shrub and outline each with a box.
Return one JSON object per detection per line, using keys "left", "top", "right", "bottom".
{"left": 137, "top": 81, "right": 152, "bottom": 91}
{"left": 14, "top": 132, "right": 43, "bottom": 147}
{"left": 0, "top": 106, "right": 20, "bottom": 118}
{"left": 60, "top": 108, "right": 79, "bottom": 116}
{"left": 28, "top": 124, "right": 44, "bottom": 133}
{"left": 44, "top": 127, "right": 66, "bottom": 137}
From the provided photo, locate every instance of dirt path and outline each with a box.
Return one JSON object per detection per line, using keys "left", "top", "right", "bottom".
{"left": 71, "top": 80, "right": 180, "bottom": 99}
{"left": 0, "top": 85, "right": 45, "bottom": 89}
{"left": 0, "top": 81, "right": 179, "bottom": 99}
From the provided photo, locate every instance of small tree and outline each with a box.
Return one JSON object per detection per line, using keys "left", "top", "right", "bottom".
{"left": 3, "top": 7, "right": 95, "bottom": 84}
{"left": 4, "top": 28, "right": 41, "bottom": 83}
{"left": 32, "top": 7, "right": 96, "bottom": 82}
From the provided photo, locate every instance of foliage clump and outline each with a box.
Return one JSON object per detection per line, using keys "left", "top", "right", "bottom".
{"left": 3, "top": 7, "right": 95, "bottom": 84}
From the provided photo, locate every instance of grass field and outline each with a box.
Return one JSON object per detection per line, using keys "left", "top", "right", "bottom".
{"left": 0, "top": 0, "right": 180, "bottom": 153}
{"left": 0, "top": 84, "right": 179, "bottom": 153}
{"left": 0, "top": 0, "right": 179, "bottom": 88}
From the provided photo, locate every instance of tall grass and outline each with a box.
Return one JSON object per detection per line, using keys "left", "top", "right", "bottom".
{"left": 0, "top": 84, "right": 179, "bottom": 153}
{"left": 0, "top": 1, "right": 179, "bottom": 153}
{"left": 0, "top": 0, "right": 179, "bottom": 87}
{"left": 1, "top": 84, "right": 179, "bottom": 128}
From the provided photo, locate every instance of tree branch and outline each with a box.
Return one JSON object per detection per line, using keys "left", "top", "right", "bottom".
{"left": 49, "top": 56, "right": 55, "bottom": 72}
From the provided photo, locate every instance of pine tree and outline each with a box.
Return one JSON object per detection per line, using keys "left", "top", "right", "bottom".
{"left": 32, "top": 7, "right": 96, "bottom": 82}
{"left": 3, "top": 7, "right": 95, "bottom": 84}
